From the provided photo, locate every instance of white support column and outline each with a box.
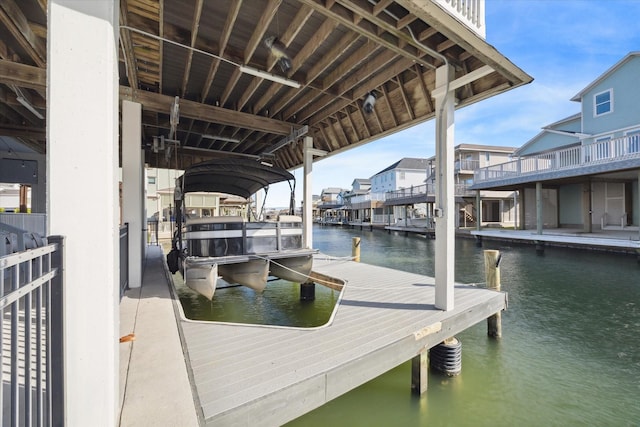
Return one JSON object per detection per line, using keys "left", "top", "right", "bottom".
{"left": 122, "top": 100, "right": 144, "bottom": 287}
{"left": 303, "top": 136, "right": 313, "bottom": 248}
{"left": 637, "top": 170, "right": 640, "bottom": 240}
{"left": 47, "top": 1, "right": 119, "bottom": 425}
{"left": 433, "top": 64, "right": 455, "bottom": 311}
{"left": 536, "top": 181, "right": 543, "bottom": 235}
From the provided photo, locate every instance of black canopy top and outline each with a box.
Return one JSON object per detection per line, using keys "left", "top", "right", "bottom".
{"left": 175, "top": 158, "right": 294, "bottom": 200}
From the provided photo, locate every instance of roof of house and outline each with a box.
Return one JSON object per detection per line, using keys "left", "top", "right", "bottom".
{"left": 372, "top": 158, "right": 428, "bottom": 177}
{"left": 320, "top": 187, "right": 345, "bottom": 194}
{"left": 352, "top": 178, "right": 371, "bottom": 185}
{"left": 570, "top": 52, "right": 639, "bottom": 101}
{"left": 425, "top": 143, "right": 518, "bottom": 161}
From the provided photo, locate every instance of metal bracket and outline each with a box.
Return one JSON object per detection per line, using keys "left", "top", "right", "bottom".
{"left": 263, "top": 125, "right": 309, "bottom": 155}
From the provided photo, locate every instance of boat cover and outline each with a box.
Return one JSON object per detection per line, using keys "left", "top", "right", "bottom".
{"left": 176, "top": 158, "right": 294, "bottom": 199}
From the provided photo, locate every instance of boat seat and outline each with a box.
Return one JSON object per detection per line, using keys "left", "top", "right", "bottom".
{"left": 186, "top": 216, "right": 244, "bottom": 225}
{"left": 277, "top": 215, "right": 302, "bottom": 223}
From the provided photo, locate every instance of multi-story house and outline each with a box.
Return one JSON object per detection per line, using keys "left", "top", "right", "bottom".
{"left": 472, "top": 52, "right": 640, "bottom": 234}
{"left": 341, "top": 178, "right": 374, "bottom": 223}
{"left": 317, "top": 187, "right": 347, "bottom": 223}
{"left": 384, "top": 146, "right": 517, "bottom": 228}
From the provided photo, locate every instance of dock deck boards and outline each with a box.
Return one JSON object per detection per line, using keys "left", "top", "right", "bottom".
{"left": 177, "top": 256, "right": 507, "bottom": 426}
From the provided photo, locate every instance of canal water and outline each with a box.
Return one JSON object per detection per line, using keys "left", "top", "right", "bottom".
{"left": 173, "top": 225, "right": 640, "bottom": 426}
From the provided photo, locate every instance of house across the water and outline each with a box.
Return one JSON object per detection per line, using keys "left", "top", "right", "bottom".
{"left": 471, "top": 52, "right": 640, "bottom": 237}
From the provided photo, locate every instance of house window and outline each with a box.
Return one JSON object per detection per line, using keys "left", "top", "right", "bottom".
{"left": 399, "top": 172, "right": 405, "bottom": 180}
{"left": 485, "top": 152, "right": 490, "bottom": 162}
{"left": 148, "top": 176, "right": 156, "bottom": 184}
{"left": 594, "top": 89, "right": 612, "bottom": 116}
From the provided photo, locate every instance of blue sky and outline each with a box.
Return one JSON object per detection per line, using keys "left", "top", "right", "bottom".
{"left": 266, "top": 0, "right": 640, "bottom": 208}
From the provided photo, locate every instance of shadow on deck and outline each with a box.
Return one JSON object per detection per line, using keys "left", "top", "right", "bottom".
{"left": 119, "top": 246, "right": 506, "bottom": 426}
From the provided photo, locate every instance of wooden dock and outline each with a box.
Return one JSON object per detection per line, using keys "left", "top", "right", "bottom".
{"left": 177, "top": 256, "right": 507, "bottom": 426}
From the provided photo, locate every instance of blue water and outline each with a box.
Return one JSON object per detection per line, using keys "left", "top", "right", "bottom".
{"left": 174, "top": 225, "right": 640, "bottom": 426}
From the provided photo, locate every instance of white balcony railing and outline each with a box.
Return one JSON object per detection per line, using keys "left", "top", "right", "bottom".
{"left": 434, "top": 0, "right": 486, "bottom": 38}
{"left": 349, "top": 192, "right": 387, "bottom": 204}
{"left": 474, "top": 135, "right": 640, "bottom": 184}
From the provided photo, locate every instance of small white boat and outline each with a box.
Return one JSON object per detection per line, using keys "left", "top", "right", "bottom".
{"left": 166, "top": 159, "right": 316, "bottom": 300}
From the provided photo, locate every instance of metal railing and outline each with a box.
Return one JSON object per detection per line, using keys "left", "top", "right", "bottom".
{"left": 0, "top": 213, "right": 47, "bottom": 237}
{"left": 384, "top": 183, "right": 474, "bottom": 200}
{"left": 474, "top": 134, "right": 640, "bottom": 183}
{"left": 455, "top": 159, "right": 480, "bottom": 171}
{"left": 0, "top": 235, "right": 64, "bottom": 427}
{"left": 119, "top": 224, "right": 129, "bottom": 298}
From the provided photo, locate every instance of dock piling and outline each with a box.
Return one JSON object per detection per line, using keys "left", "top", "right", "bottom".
{"left": 411, "top": 350, "right": 429, "bottom": 395}
{"left": 300, "top": 281, "right": 315, "bottom": 301}
{"left": 484, "top": 249, "right": 502, "bottom": 338}
{"left": 352, "top": 237, "right": 361, "bottom": 262}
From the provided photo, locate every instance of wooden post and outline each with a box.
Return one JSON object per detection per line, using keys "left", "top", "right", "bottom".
{"left": 484, "top": 249, "right": 502, "bottom": 338}
{"left": 300, "top": 281, "right": 315, "bottom": 301}
{"left": 352, "top": 237, "right": 361, "bottom": 262}
{"left": 411, "top": 350, "right": 429, "bottom": 395}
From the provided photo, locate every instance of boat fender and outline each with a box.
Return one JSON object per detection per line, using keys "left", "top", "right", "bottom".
{"left": 167, "top": 248, "right": 180, "bottom": 274}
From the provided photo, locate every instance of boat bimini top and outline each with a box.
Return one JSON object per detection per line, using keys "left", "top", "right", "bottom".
{"left": 175, "top": 158, "right": 295, "bottom": 199}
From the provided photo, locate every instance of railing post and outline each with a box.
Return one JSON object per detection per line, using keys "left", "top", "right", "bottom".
{"left": 48, "top": 235, "right": 65, "bottom": 427}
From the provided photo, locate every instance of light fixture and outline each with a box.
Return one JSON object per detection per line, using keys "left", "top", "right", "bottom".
{"left": 120, "top": 27, "right": 303, "bottom": 89}
{"left": 363, "top": 91, "right": 377, "bottom": 114}
{"left": 201, "top": 135, "right": 241, "bottom": 143}
{"left": 260, "top": 161, "right": 273, "bottom": 167}
{"left": 16, "top": 96, "right": 44, "bottom": 120}
{"left": 264, "top": 36, "right": 292, "bottom": 73}
{"left": 239, "top": 65, "right": 301, "bottom": 88}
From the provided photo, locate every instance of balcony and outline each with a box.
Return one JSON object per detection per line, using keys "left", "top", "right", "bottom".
{"left": 455, "top": 159, "right": 480, "bottom": 172}
{"left": 434, "top": 0, "right": 486, "bottom": 38}
{"left": 473, "top": 135, "right": 640, "bottom": 187}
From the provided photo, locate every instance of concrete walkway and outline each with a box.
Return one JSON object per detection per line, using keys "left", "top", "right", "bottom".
{"left": 118, "top": 245, "right": 199, "bottom": 426}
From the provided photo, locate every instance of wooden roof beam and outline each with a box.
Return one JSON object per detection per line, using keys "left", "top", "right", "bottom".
{"left": 299, "top": 0, "right": 438, "bottom": 70}
{"left": 120, "top": 0, "right": 140, "bottom": 90}
{"left": 180, "top": 0, "right": 204, "bottom": 97}
{"left": 332, "top": 114, "right": 351, "bottom": 146}
{"left": 336, "top": 0, "right": 460, "bottom": 68}
{"left": 120, "top": 87, "right": 296, "bottom": 135}
{"left": 0, "top": 0, "right": 46, "bottom": 67}
{"left": 379, "top": 84, "right": 397, "bottom": 127}
{"left": 261, "top": 31, "right": 359, "bottom": 118}
{"left": 201, "top": 0, "right": 242, "bottom": 102}
{"left": 395, "top": 75, "right": 414, "bottom": 120}
{"left": 292, "top": 46, "right": 395, "bottom": 124}
{"left": 307, "top": 54, "right": 415, "bottom": 126}
{"left": 238, "top": 5, "right": 315, "bottom": 112}
{"left": 413, "top": 64, "right": 434, "bottom": 112}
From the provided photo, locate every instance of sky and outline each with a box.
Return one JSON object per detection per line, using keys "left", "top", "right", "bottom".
{"left": 265, "top": 0, "right": 640, "bottom": 208}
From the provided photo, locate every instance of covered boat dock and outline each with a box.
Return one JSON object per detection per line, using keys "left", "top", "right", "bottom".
{"left": 119, "top": 245, "right": 506, "bottom": 426}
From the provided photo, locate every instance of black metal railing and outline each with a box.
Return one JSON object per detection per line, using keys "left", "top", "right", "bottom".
{"left": 119, "top": 224, "right": 129, "bottom": 298}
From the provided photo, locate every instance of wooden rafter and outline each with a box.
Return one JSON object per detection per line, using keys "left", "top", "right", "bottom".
{"left": 379, "top": 84, "right": 398, "bottom": 127}
{"left": 0, "top": 0, "right": 46, "bottom": 67}
{"left": 119, "top": 0, "right": 139, "bottom": 90}
{"left": 332, "top": 114, "right": 350, "bottom": 146}
{"left": 395, "top": 75, "right": 414, "bottom": 120}
{"left": 238, "top": 4, "right": 313, "bottom": 111}
{"left": 180, "top": 0, "right": 204, "bottom": 97}
{"left": 201, "top": 0, "right": 241, "bottom": 103}
{"left": 299, "top": 0, "right": 438, "bottom": 70}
